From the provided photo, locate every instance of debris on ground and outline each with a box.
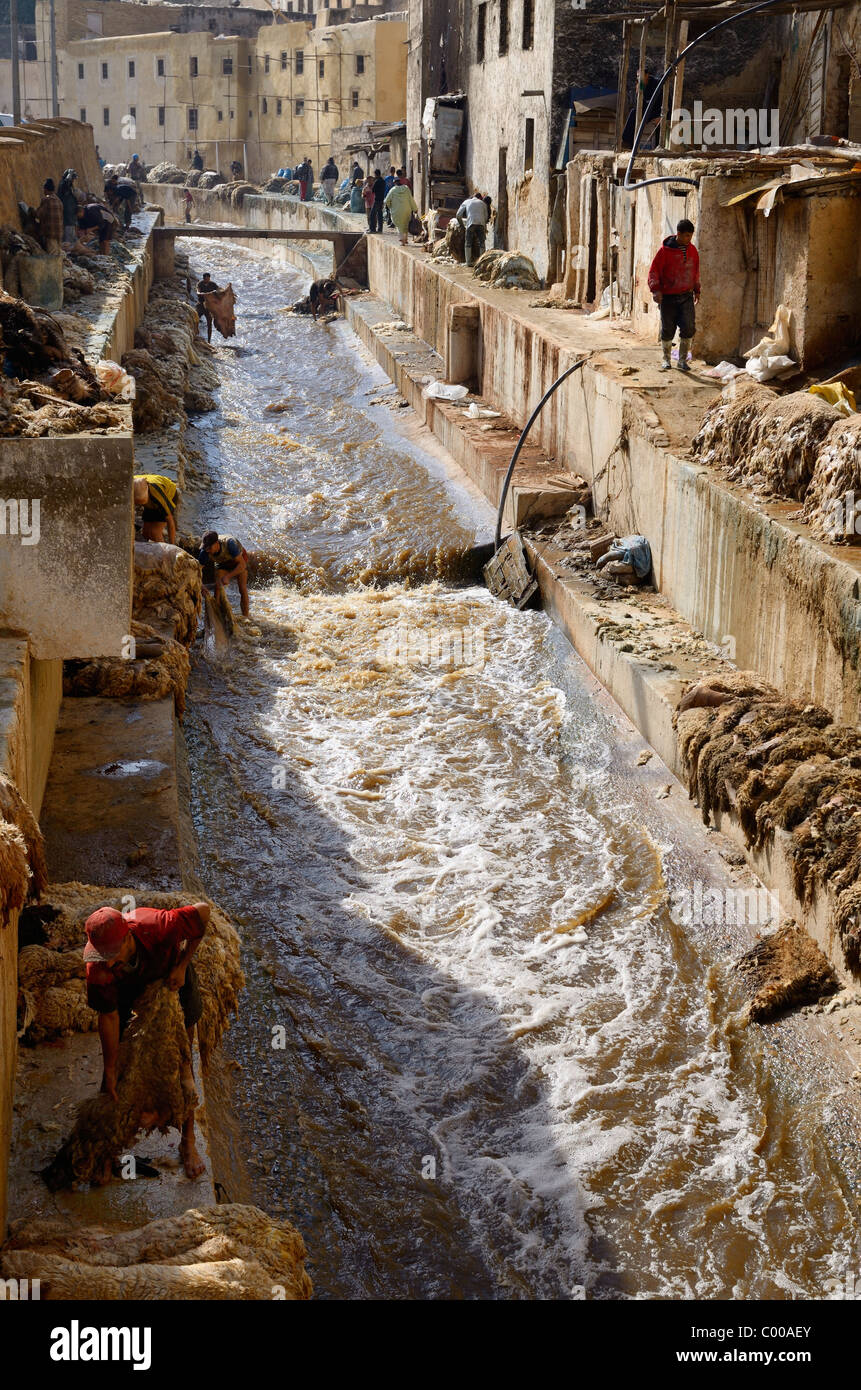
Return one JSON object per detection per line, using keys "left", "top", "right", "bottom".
{"left": 595, "top": 534, "right": 652, "bottom": 584}
{"left": 17, "top": 943, "right": 96, "bottom": 1044}
{"left": 803, "top": 415, "right": 861, "bottom": 538}
{"left": 734, "top": 921, "right": 838, "bottom": 1022}
{"left": 472, "top": 250, "right": 541, "bottom": 290}
{"left": 63, "top": 620, "right": 191, "bottom": 715}
{"left": 675, "top": 671, "right": 861, "bottom": 971}
{"left": 693, "top": 376, "right": 840, "bottom": 501}
{"left": 1, "top": 1203, "right": 312, "bottom": 1299}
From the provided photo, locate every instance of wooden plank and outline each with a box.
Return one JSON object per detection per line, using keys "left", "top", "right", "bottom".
{"left": 633, "top": 18, "right": 650, "bottom": 143}
{"left": 614, "top": 20, "right": 632, "bottom": 152}
{"left": 659, "top": 2, "right": 675, "bottom": 148}
{"left": 668, "top": 18, "right": 689, "bottom": 149}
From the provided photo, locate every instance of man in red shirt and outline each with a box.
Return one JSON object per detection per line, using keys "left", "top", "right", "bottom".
{"left": 647, "top": 218, "right": 700, "bottom": 372}
{"left": 84, "top": 901, "right": 211, "bottom": 1179}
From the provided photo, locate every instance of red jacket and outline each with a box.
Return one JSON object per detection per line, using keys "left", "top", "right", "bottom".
{"left": 648, "top": 236, "right": 700, "bottom": 296}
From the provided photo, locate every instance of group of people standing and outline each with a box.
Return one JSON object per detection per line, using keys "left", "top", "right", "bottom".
{"left": 358, "top": 166, "right": 417, "bottom": 243}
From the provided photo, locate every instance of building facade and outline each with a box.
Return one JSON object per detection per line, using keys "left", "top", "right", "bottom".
{"left": 0, "top": 0, "right": 406, "bottom": 179}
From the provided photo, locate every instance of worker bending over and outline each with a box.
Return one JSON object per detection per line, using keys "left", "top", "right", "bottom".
{"left": 309, "top": 277, "right": 342, "bottom": 321}
{"left": 199, "top": 530, "right": 250, "bottom": 617}
{"left": 134, "top": 474, "right": 179, "bottom": 544}
{"left": 84, "top": 901, "right": 211, "bottom": 1180}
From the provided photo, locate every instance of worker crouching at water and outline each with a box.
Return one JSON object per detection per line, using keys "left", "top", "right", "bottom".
{"left": 309, "top": 277, "right": 342, "bottom": 321}
{"left": 134, "top": 473, "right": 179, "bottom": 543}
{"left": 199, "top": 530, "right": 251, "bottom": 617}
{"left": 84, "top": 902, "right": 211, "bottom": 1180}
{"left": 647, "top": 218, "right": 700, "bottom": 372}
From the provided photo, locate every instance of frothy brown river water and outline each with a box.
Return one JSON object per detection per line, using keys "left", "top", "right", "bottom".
{"left": 183, "top": 242, "right": 861, "bottom": 1299}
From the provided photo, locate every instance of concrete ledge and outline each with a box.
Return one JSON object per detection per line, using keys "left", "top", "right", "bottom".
{"left": 0, "top": 434, "right": 134, "bottom": 662}
{"left": 40, "top": 697, "right": 184, "bottom": 893}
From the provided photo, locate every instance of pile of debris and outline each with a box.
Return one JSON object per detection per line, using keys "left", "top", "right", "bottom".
{"left": 197, "top": 171, "right": 227, "bottom": 190}
{"left": 122, "top": 274, "right": 218, "bottom": 430}
{"left": 133, "top": 541, "right": 203, "bottom": 647}
{"left": 472, "top": 250, "right": 541, "bottom": 291}
{"left": 63, "top": 619, "right": 192, "bottom": 715}
{"left": 693, "top": 375, "right": 861, "bottom": 538}
{"left": 675, "top": 670, "right": 861, "bottom": 971}
{"left": 733, "top": 920, "right": 838, "bottom": 1023}
{"left": 0, "top": 291, "right": 131, "bottom": 436}
{"left": 2, "top": 1204, "right": 312, "bottom": 1299}
{"left": 146, "top": 162, "right": 187, "bottom": 185}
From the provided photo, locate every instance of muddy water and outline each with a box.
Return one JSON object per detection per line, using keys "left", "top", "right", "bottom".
{"left": 183, "top": 243, "right": 861, "bottom": 1300}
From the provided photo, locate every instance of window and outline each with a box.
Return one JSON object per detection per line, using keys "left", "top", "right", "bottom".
{"left": 188, "top": 107, "right": 198, "bottom": 130}
{"left": 287, "top": 2, "right": 293, "bottom": 10}
{"left": 262, "top": 98, "right": 268, "bottom": 114}
{"left": 189, "top": 56, "right": 198, "bottom": 76}
{"left": 129, "top": 105, "right": 136, "bottom": 120}
{"left": 295, "top": 50, "right": 304, "bottom": 75}
{"left": 522, "top": 0, "right": 534, "bottom": 50}
{"left": 524, "top": 116, "right": 534, "bottom": 171}
{"left": 324, "top": 0, "right": 329, "bottom": 8}
{"left": 157, "top": 57, "right": 165, "bottom": 77}
{"left": 229, "top": 109, "right": 234, "bottom": 118}
{"left": 222, "top": 57, "right": 233, "bottom": 75}
{"left": 101, "top": 61, "right": 109, "bottom": 79}
{"left": 356, "top": 54, "right": 364, "bottom": 75}
{"left": 80, "top": 107, "right": 86, "bottom": 122}
{"left": 85, "top": 10, "right": 102, "bottom": 34}
{"left": 323, "top": 98, "right": 329, "bottom": 112}
{"left": 103, "top": 107, "right": 110, "bottom": 125}
{"left": 281, "top": 51, "right": 288, "bottom": 69}
{"left": 276, "top": 98, "right": 282, "bottom": 115}
{"left": 77, "top": 62, "right": 84, "bottom": 79}
{"left": 247, "top": 56, "right": 252, "bottom": 74}
{"left": 476, "top": 3, "right": 486, "bottom": 62}
{"left": 499, "top": 0, "right": 508, "bottom": 55}
{"left": 128, "top": 59, "right": 135, "bottom": 78}
{"left": 351, "top": 89, "right": 359, "bottom": 108}
{"left": 209, "top": 18, "right": 216, "bottom": 29}
{"left": 295, "top": 98, "right": 304, "bottom": 114}
{"left": 158, "top": 106, "right": 165, "bottom": 126}
{"left": 217, "top": 109, "right": 223, "bottom": 121}
{"left": 319, "top": 58, "right": 325, "bottom": 77}
{"left": 264, "top": 54, "right": 270, "bottom": 73}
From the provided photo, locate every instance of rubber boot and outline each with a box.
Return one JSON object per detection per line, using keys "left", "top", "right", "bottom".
{"left": 678, "top": 337, "right": 692, "bottom": 372}
{"left": 660, "top": 340, "right": 673, "bottom": 370}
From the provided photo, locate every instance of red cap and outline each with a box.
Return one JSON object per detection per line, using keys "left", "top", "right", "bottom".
{"left": 83, "top": 907, "right": 129, "bottom": 963}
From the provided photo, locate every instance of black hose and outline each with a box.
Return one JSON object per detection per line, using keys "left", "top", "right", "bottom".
{"left": 624, "top": 0, "right": 787, "bottom": 193}
{"left": 494, "top": 356, "right": 590, "bottom": 550}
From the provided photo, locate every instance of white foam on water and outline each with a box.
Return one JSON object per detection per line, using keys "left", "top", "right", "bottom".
{"left": 186, "top": 241, "right": 861, "bottom": 1300}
